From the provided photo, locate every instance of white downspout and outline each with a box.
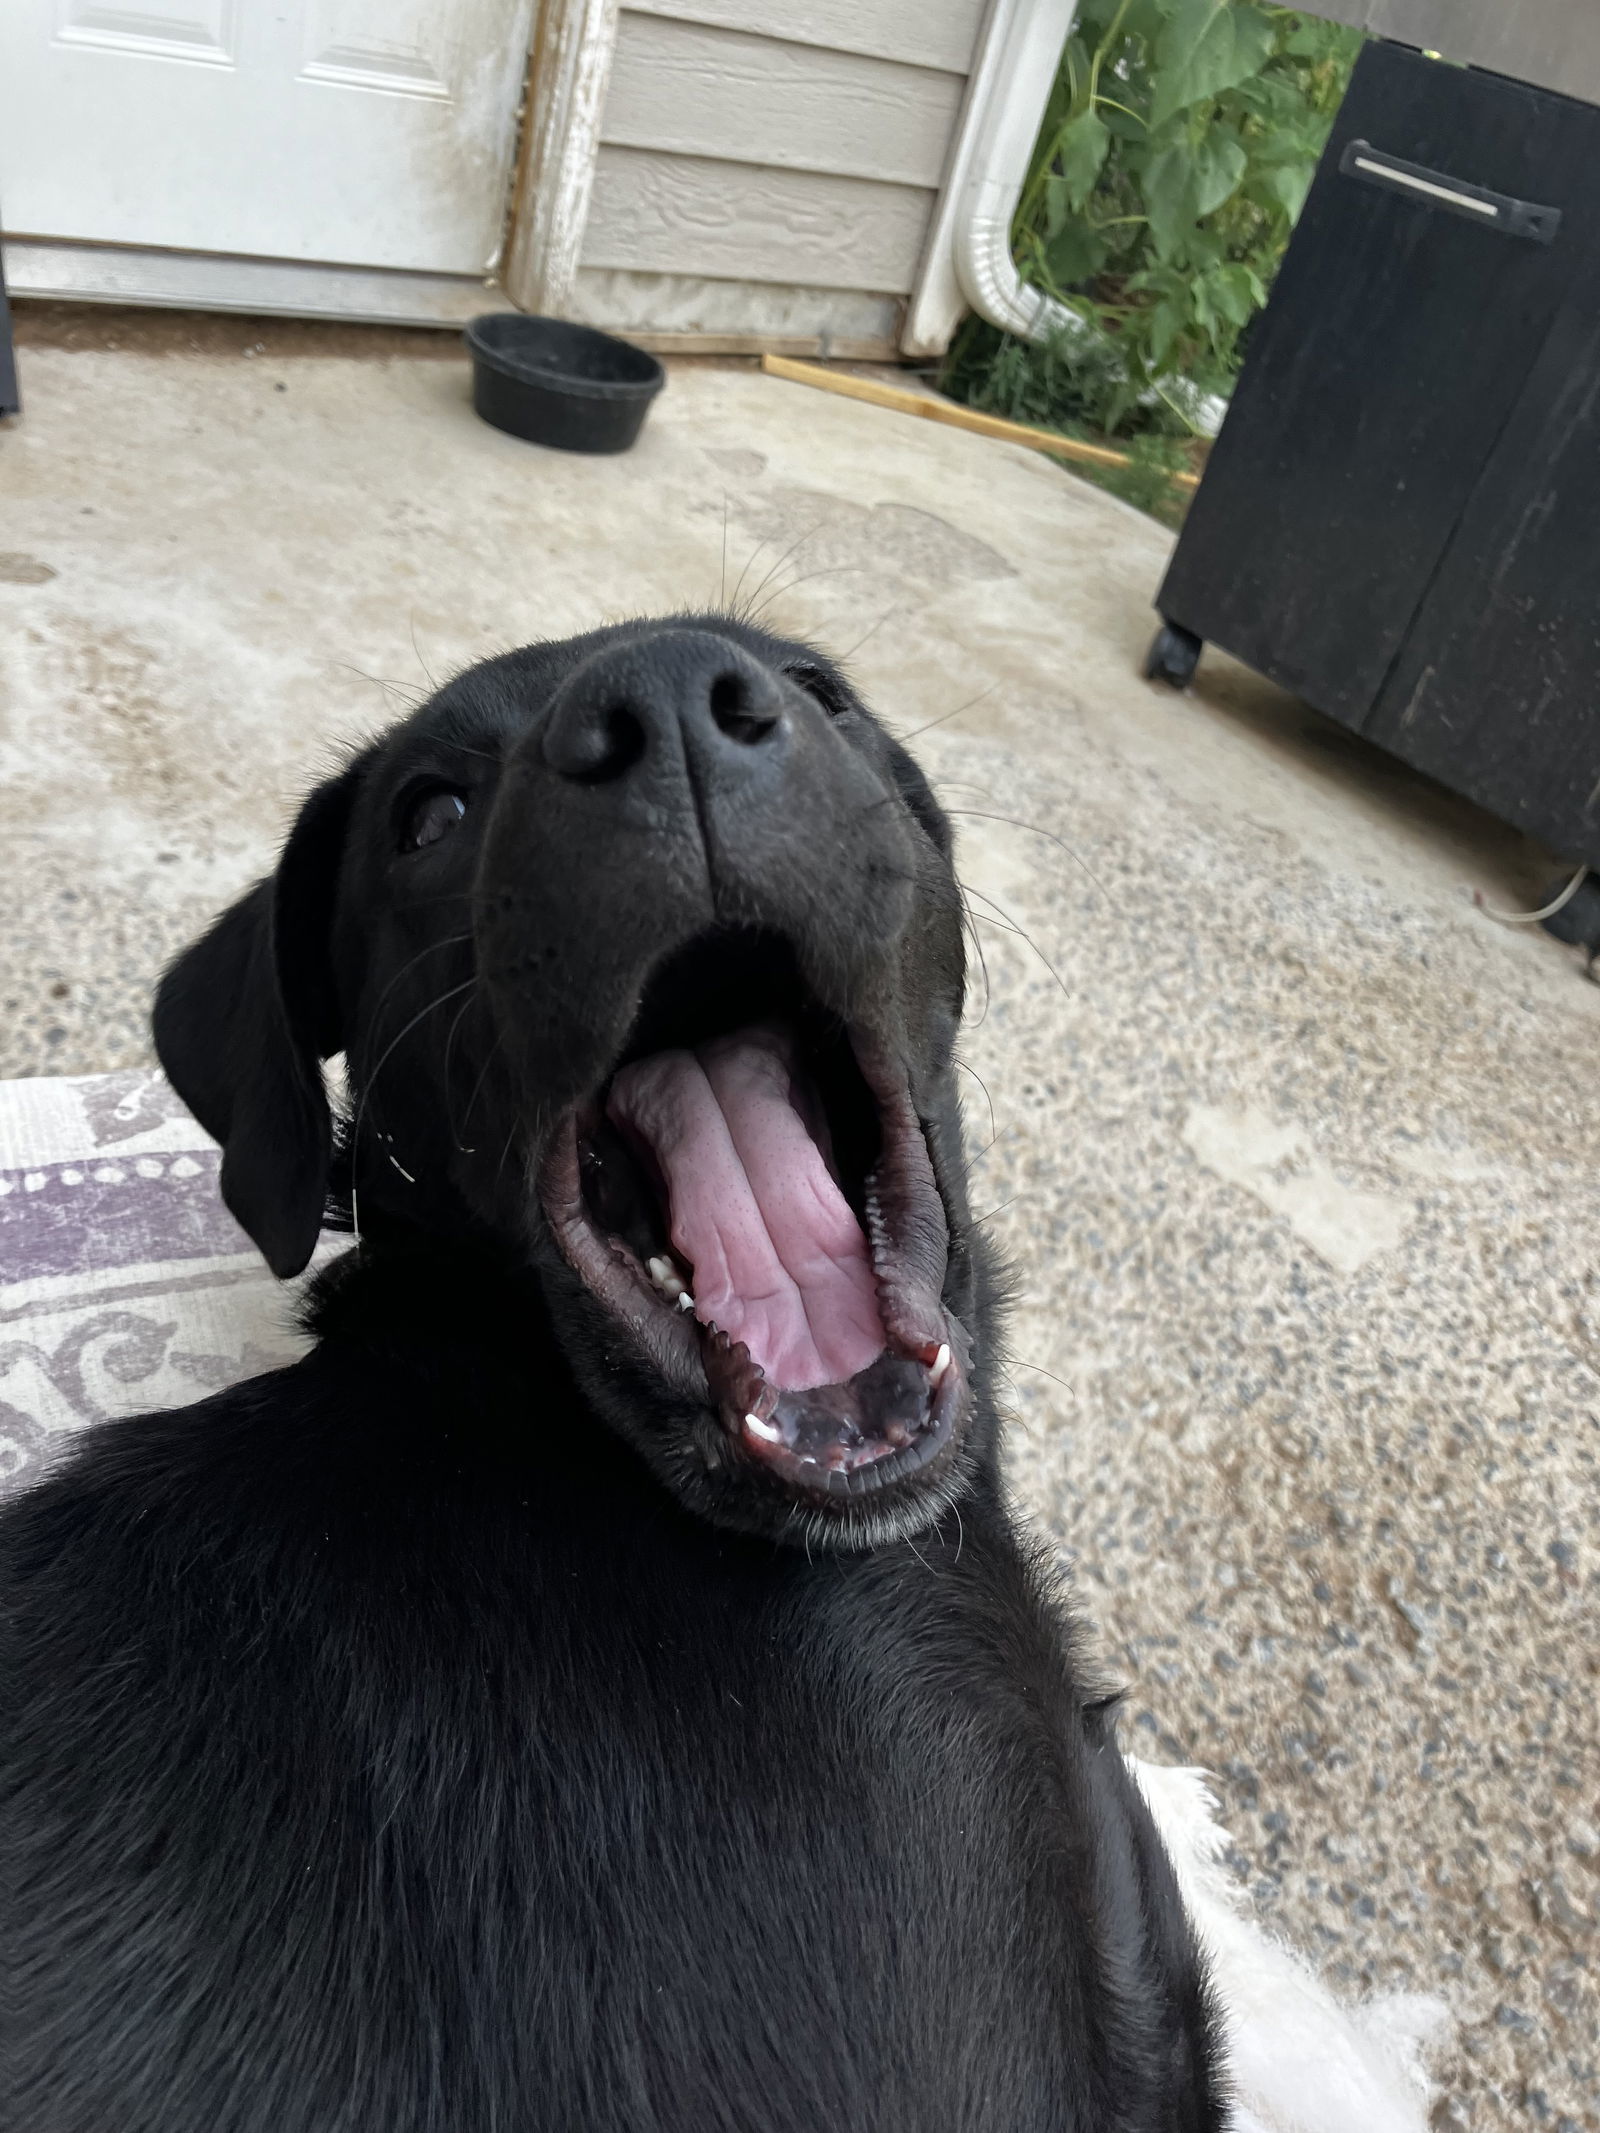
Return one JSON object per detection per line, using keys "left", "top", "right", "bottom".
{"left": 951, "top": 0, "right": 1089, "bottom": 345}
{"left": 903, "top": 0, "right": 1085, "bottom": 358}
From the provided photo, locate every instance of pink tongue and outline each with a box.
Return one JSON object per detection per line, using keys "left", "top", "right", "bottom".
{"left": 607, "top": 1025, "right": 886, "bottom": 1392}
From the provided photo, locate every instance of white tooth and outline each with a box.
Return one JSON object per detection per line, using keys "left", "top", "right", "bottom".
{"left": 929, "top": 1343, "right": 951, "bottom": 1388}
{"left": 744, "top": 1413, "right": 781, "bottom": 1443}
{"left": 648, "top": 1254, "right": 689, "bottom": 1301}
{"left": 677, "top": 1291, "right": 695, "bottom": 1312}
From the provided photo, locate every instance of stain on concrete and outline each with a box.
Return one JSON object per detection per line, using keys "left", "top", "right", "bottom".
{"left": 0, "top": 553, "right": 57, "bottom": 584}
{"left": 1182, "top": 1102, "right": 1415, "bottom": 1274}
{"left": 730, "top": 486, "right": 1017, "bottom": 604}
{"left": 53, "top": 624, "right": 188, "bottom": 815}
{"left": 703, "top": 446, "right": 767, "bottom": 479}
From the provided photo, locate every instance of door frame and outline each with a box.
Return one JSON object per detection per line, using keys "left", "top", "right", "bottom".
{"left": 0, "top": 0, "right": 621, "bottom": 327}
{"left": 500, "top": 0, "right": 618, "bottom": 319}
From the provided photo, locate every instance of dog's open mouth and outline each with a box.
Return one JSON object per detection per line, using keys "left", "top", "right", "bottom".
{"left": 540, "top": 932, "right": 968, "bottom": 1499}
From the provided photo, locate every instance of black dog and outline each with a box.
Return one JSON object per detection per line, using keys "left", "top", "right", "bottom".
{"left": 2, "top": 619, "right": 1221, "bottom": 2131}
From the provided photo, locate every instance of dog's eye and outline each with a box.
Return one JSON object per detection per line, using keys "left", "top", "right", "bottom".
{"left": 400, "top": 788, "right": 468, "bottom": 852}
{"left": 784, "top": 662, "right": 850, "bottom": 719}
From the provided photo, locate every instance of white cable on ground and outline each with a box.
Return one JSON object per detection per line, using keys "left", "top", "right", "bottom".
{"left": 1472, "top": 862, "right": 1588, "bottom": 926}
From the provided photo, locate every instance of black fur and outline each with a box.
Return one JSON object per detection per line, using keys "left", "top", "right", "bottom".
{"left": 2, "top": 618, "right": 1222, "bottom": 2130}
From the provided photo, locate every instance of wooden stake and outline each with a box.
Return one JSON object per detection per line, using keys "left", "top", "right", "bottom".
{"left": 758, "top": 354, "right": 1200, "bottom": 492}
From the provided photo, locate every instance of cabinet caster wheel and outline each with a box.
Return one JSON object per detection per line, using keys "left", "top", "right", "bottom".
{"left": 1539, "top": 868, "right": 1600, "bottom": 952}
{"left": 1144, "top": 621, "right": 1203, "bottom": 689}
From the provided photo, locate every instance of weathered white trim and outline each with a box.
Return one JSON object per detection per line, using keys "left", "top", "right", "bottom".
{"left": 1, "top": 239, "right": 492, "bottom": 328}
{"left": 902, "top": 0, "right": 1081, "bottom": 358}
{"left": 570, "top": 265, "right": 901, "bottom": 356}
{"left": 502, "top": 0, "right": 622, "bottom": 316}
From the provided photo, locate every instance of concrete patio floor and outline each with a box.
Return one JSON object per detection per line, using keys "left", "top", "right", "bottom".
{"left": 2, "top": 308, "right": 1597, "bottom": 2126}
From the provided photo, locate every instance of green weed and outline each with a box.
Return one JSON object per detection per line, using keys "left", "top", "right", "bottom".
{"left": 941, "top": 3, "right": 1361, "bottom": 519}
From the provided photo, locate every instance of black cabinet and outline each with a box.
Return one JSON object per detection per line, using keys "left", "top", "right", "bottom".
{"left": 1152, "top": 40, "right": 1600, "bottom": 865}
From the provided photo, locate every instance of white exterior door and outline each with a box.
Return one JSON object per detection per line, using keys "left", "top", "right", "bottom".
{"left": 0, "top": 0, "right": 537, "bottom": 279}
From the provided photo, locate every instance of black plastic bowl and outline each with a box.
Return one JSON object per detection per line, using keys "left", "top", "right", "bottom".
{"left": 465, "top": 314, "right": 664, "bottom": 454}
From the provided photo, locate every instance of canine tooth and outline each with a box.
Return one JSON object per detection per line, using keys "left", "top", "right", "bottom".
{"left": 677, "top": 1291, "right": 695, "bottom": 1312}
{"left": 744, "top": 1412, "right": 781, "bottom": 1443}
{"left": 646, "top": 1253, "right": 688, "bottom": 1302}
{"left": 929, "top": 1342, "right": 951, "bottom": 1388}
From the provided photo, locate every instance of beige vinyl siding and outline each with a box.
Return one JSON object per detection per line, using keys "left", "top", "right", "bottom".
{"left": 584, "top": 147, "right": 935, "bottom": 290}
{"left": 577, "top": 0, "right": 991, "bottom": 356}
{"left": 622, "top": 0, "right": 984, "bottom": 73}
{"left": 600, "top": 17, "right": 964, "bottom": 188}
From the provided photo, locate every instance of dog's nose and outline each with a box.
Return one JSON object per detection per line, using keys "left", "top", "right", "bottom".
{"left": 542, "top": 631, "right": 788, "bottom": 785}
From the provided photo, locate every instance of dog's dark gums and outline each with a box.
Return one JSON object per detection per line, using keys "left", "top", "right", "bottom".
{"left": 1, "top": 618, "right": 1221, "bottom": 2130}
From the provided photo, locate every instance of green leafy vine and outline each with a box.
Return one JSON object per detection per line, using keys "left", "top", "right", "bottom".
{"left": 946, "top": 3, "right": 1362, "bottom": 446}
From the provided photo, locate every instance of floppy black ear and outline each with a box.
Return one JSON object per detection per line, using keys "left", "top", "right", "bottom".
{"left": 153, "top": 768, "right": 361, "bottom": 1278}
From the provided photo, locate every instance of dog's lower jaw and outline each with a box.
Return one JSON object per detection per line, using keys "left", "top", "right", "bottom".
{"left": 777, "top": 1433, "right": 984, "bottom": 1554}
{"left": 532, "top": 1214, "right": 994, "bottom": 1553}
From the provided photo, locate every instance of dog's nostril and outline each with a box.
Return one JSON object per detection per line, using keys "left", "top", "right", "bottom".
{"left": 562, "top": 702, "right": 646, "bottom": 784}
{"left": 709, "top": 670, "right": 778, "bottom": 746}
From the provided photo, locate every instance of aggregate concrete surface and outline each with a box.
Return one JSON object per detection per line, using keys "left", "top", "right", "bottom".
{"left": 2, "top": 308, "right": 1595, "bottom": 2126}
